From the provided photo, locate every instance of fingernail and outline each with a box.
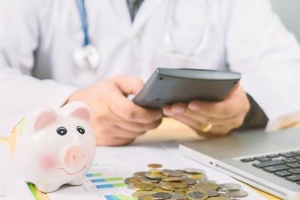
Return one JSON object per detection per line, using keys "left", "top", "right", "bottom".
{"left": 189, "top": 104, "right": 200, "bottom": 111}
{"left": 162, "top": 108, "right": 173, "bottom": 117}
{"left": 174, "top": 106, "right": 185, "bottom": 114}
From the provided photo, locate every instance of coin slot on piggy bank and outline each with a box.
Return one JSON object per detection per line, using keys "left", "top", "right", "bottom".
{"left": 9, "top": 102, "right": 97, "bottom": 193}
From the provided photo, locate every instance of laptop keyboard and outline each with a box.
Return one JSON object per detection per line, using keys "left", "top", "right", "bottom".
{"left": 240, "top": 150, "right": 300, "bottom": 184}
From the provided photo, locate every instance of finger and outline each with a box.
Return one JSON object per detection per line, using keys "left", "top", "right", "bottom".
{"left": 93, "top": 122, "right": 145, "bottom": 140}
{"left": 168, "top": 113, "right": 239, "bottom": 135}
{"left": 93, "top": 103, "right": 162, "bottom": 134}
{"left": 164, "top": 103, "right": 244, "bottom": 131}
{"left": 96, "top": 135, "right": 136, "bottom": 146}
{"left": 115, "top": 118, "right": 162, "bottom": 133}
{"left": 110, "top": 98, "right": 163, "bottom": 123}
{"left": 163, "top": 103, "right": 187, "bottom": 117}
{"left": 105, "top": 77, "right": 163, "bottom": 123}
{"left": 188, "top": 85, "right": 249, "bottom": 119}
{"left": 164, "top": 104, "right": 214, "bottom": 125}
{"left": 177, "top": 108, "right": 231, "bottom": 125}
{"left": 113, "top": 76, "right": 144, "bottom": 95}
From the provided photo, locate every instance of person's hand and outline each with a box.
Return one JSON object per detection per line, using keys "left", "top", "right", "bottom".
{"left": 66, "top": 76, "right": 163, "bottom": 146}
{"left": 162, "top": 84, "right": 250, "bottom": 137}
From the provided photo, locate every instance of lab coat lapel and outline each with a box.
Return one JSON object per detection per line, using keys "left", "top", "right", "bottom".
{"left": 132, "top": 0, "right": 164, "bottom": 32}
{"left": 110, "top": 0, "right": 132, "bottom": 29}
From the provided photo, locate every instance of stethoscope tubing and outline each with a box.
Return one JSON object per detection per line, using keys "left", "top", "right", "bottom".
{"left": 164, "top": 0, "right": 212, "bottom": 61}
{"left": 76, "top": 0, "right": 90, "bottom": 46}
{"left": 75, "top": 0, "right": 212, "bottom": 61}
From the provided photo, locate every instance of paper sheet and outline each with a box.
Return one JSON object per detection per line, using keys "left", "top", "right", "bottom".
{"left": 48, "top": 141, "right": 267, "bottom": 200}
{"left": 0, "top": 178, "right": 6, "bottom": 197}
{"left": 0, "top": 146, "right": 34, "bottom": 200}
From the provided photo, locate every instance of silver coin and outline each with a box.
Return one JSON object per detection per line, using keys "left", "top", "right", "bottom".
{"left": 203, "top": 188, "right": 218, "bottom": 197}
{"left": 151, "top": 192, "right": 172, "bottom": 200}
{"left": 183, "top": 168, "right": 206, "bottom": 174}
{"left": 182, "top": 177, "right": 197, "bottom": 185}
{"left": 217, "top": 193, "right": 230, "bottom": 198}
{"left": 170, "top": 193, "right": 186, "bottom": 200}
{"left": 140, "top": 177, "right": 160, "bottom": 183}
{"left": 161, "top": 169, "right": 183, "bottom": 177}
{"left": 219, "top": 183, "right": 241, "bottom": 191}
{"left": 186, "top": 190, "right": 209, "bottom": 200}
{"left": 226, "top": 190, "right": 248, "bottom": 198}
{"left": 207, "top": 197, "right": 230, "bottom": 200}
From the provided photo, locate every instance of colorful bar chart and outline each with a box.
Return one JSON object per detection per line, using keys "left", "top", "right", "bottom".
{"left": 96, "top": 183, "right": 128, "bottom": 189}
{"left": 104, "top": 194, "right": 133, "bottom": 200}
{"left": 91, "top": 177, "right": 123, "bottom": 183}
{"left": 86, "top": 172, "right": 128, "bottom": 190}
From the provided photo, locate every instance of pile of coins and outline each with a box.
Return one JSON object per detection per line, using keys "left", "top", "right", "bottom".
{"left": 124, "top": 164, "right": 248, "bottom": 200}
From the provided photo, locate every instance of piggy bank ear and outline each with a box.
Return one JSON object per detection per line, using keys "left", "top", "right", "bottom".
{"left": 29, "top": 106, "right": 58, "bottom": 131}
{"left": 61, "top": 102, "right": 91, "bottom": 123}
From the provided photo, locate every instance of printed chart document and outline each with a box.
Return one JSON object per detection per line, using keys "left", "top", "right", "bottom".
{"left": 48, "top": 141, "right": 267, "bottom": 200}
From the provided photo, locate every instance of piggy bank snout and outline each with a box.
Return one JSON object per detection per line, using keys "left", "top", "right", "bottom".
{"left": 64, "top": 145, "right": 89, "bottom": 169}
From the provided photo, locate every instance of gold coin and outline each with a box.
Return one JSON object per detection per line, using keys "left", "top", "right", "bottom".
{"left": 152, "top": 187, "right": 172, "bottom": 193}
{"left": 126, "top": 166, "right": 247, "bottom": 200}
{"left": 132, "top": 191, "right": 154, "bottom": 199}
{"left": 193, "top": 180, "right": 219, "bottom": 190}
{"left": 145, "top": 172, "right": 165, "bottom": 180}
{"left": 161, "top": 181, "right": 188, "bottom": 190}
{"left": 138, "top": 194, "right": 155, "bottom": 200}
{"left": 134, "top": 171, "right": 147, "bottom": 177}
{"left": 132, "top": 182, "right": 155, "bottom": 191}
{"left": 125, "top": 177, "right": 141, "bottom": 184}
{"left": 184, "top": 173, "right": 207, "bottom": 181}
{"left": 159, "top": 181, "right": 176, "bottom": 191}
{"left": 149, "top": 168, "right": 162, "bottom": 174}
{"left": 207, "top": 197, "right": 230, "bottom": 200}
{"left": 162, "top": 176, "right": 183, "bottom": 182}
{"left": 148, "top": 163, "right": 163, "bottom": 168}
{"left": 174, "top": 188, "right": 192, "bottom": 195}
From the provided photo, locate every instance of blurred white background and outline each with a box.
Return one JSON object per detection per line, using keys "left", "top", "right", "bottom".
{"left": 271, "top": 0, "right": 300, "bottom": 43}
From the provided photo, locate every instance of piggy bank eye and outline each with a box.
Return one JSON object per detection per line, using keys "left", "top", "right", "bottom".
{"left": 56, "top": 127, "right": 67, "bottom": 136}
{"left": 76, "top": 126, "right": 85, "bottom": 134}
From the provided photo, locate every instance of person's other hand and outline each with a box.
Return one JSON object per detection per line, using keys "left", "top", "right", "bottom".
{"left": 66, "top": 76, "right": 163, "bottom": 146}
{"left": 162, "top": 84, "right": 250, "bottom": 137}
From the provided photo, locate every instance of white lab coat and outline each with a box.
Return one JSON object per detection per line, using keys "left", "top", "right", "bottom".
{"left": 1, "top": 0, "right": 300, "bottom": 135}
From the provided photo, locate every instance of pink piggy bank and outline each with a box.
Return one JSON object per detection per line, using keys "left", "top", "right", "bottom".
{"left": 10, "top": 102, "right": 96, "bottom": 193}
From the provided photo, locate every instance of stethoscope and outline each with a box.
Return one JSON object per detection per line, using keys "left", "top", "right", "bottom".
{"left": 164, "top": 0, "right": 212, "bottom": 62}
{"left": 73, "top": 0, "right": 100, "bottom": 71}
{"left": 73, "top": 0, "right": 212, "bottom": 70}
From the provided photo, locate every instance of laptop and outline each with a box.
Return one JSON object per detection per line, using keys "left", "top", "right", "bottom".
{"left": 179, "top": 127, "right": 300, "bottom": 199}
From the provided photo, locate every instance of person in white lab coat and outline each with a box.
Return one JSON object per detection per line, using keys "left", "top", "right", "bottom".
{"left": 0, "top": 0, "right": 300, "bottom": 146}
